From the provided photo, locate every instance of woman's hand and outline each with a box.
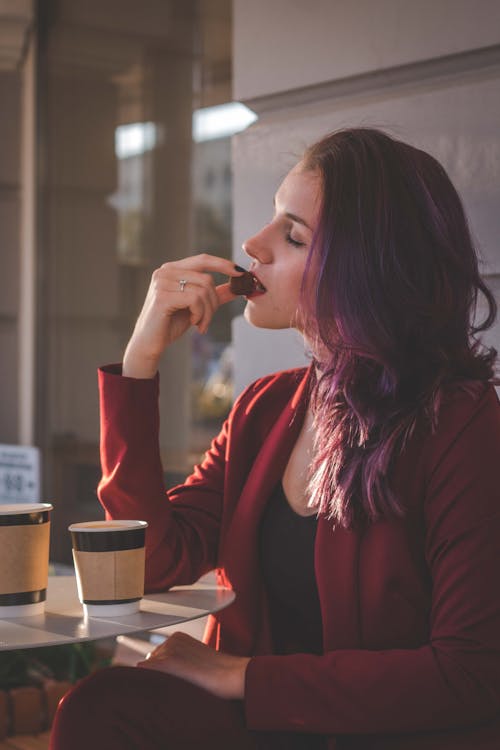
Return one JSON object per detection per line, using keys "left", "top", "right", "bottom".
{"left": 136, "top": 631, "right": 251, "bottom": 700}
{"left": 123, "top": 254, "right": 243, "bottom": 378}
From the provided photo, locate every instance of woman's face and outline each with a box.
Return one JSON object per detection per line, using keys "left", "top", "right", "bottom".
{"left": 242, "top": 164, "right": 322, "bottom": 330}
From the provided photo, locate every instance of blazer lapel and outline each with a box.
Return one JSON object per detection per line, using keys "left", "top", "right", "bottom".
{"left": 221, "top": 364, "right": 363, "bottom": 655}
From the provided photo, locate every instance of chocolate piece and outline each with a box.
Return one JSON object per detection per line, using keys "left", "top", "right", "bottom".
{"left": 230, "top": 271, "right": 257, "bottom": 296}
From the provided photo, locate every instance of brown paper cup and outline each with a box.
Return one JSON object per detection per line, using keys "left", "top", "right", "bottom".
{"left": 68, "top": 520, "right": 147, "bottom": 617}
{"left": 0, "top": 503, "right": 53, "bottom": 617}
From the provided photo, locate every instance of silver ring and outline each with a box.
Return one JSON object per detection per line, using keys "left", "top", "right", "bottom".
{"left": 179, "top": 279, "right": 187, "bottom": 292}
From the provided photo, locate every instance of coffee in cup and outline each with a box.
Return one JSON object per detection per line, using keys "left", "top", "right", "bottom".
{"left": 0, "top": 503, "right": 53, "bottom": 617}
{"left": 68, "top": 520, "right": 148, "bottom": 617}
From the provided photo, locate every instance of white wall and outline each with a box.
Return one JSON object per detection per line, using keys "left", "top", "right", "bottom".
{"left": 232, "top": 0, "right": 500, "bottom": 396}
{"left": 234, "top": 0, "right": 500, "bottom": 102}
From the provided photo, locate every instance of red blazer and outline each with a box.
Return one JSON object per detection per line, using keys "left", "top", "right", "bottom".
{"left": 98, "top": 364, "right": 500, "bottom": 749}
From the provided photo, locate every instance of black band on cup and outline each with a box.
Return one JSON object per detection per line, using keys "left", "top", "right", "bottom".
{"left": 71, "top": 528, "right": 145, "bottom": 552}
{"left": 83, "top": 597, "right": 141, "bottom": 605}
{"left": 0, "top": 511, "right": 50, "bottom": 527}
{"left": 0, "top": 589, "right": 46, "bottom": 606}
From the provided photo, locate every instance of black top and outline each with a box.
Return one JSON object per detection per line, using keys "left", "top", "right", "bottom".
{"left": 258, "top": 483, "right": 326, "bottom": 749}
{"left": 259, "top": 482, "right": 323, "bottom": 655}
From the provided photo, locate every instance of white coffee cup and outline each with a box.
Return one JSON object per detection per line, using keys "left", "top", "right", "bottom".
{"left": 0, "top": 503, "right": 53, "bottom": 617}
{"left": 68, "top": 520, "right": 148, "bottom": 617}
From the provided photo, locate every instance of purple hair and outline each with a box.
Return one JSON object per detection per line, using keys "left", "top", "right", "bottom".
{"left": 300, "top": 128, "right": 497, "bottom": 529}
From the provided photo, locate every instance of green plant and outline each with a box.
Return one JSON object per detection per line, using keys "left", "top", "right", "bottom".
{"left": 0, "top": 642, "right": 110, "bottom": 690}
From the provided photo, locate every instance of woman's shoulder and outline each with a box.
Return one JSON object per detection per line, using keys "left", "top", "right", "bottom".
{"left": 423, "top": 378, "right": 500, "bottom": 467}
{"left": 416, "top": 379, "right": 500, "bottom": 528}
{"left": 436, "top": 378, "right": 499, "bottom": 421}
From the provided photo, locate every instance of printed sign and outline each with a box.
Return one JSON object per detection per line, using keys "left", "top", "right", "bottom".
{"left": 0, "top": 444, "right": 40, "bottom": 503}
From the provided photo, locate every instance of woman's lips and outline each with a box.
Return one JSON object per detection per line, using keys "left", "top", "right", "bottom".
{"left": 229, "top": 271, "right": 266, "bottom": 296}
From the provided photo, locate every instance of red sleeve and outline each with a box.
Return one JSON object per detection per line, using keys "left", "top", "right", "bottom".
{"left": 244, "top": 385, "right": 500, "bottom": 735}
{"left": 97, "top": 364, "right": 229, "bottom": 591}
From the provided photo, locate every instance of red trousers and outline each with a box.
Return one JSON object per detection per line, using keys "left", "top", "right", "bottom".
{"left": 50, "top": 666, "right": 324, "bottom": 749}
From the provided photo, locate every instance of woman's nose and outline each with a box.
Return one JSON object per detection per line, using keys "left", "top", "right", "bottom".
{"left": 242, "top": 227, "right": 272, "bottom": 263}
{"left": 241, "top": 237, "right": 256, "bottom": 260}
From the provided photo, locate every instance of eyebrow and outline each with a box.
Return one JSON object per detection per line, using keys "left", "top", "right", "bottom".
{"left": 272, "top": 197, "right": 312, "bottom": 231}
{"left": 285, "top": 211, "right": 312, "bottom": 231}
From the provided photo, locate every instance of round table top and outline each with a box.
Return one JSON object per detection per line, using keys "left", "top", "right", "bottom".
{"left": 0, "top": 575, "right": 235, "bottom": 651}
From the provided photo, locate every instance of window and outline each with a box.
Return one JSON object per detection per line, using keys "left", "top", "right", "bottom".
{"left": 37, "top": 0, "right": 237, "bottom": 562}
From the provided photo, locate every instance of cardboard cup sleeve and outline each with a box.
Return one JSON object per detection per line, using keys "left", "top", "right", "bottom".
{"left": 0, "top": 524, "right": 50, "bottom": 595}
{"left": 72, "top": 547, "right": 145, "bottom": 602}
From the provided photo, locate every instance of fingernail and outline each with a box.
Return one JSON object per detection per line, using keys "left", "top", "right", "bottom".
{"left": 234, "top": 264, "right": 246, "bottom": 272}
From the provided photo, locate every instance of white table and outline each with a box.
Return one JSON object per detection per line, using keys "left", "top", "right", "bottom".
{"left": 0, "top": 576, "right": 235, "bottom": 651}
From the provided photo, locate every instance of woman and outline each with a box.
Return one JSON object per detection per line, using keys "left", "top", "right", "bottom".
{"left": 51, "top": 128, "right": 500, "bottom": 749}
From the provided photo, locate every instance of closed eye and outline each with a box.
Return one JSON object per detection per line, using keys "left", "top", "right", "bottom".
{"left": 285, "top": 232, "right": 306, "bottom": 248}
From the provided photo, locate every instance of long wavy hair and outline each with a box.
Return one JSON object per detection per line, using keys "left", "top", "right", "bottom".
{"left": 299, "top": 127, "right": 497, "bottom": 529}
